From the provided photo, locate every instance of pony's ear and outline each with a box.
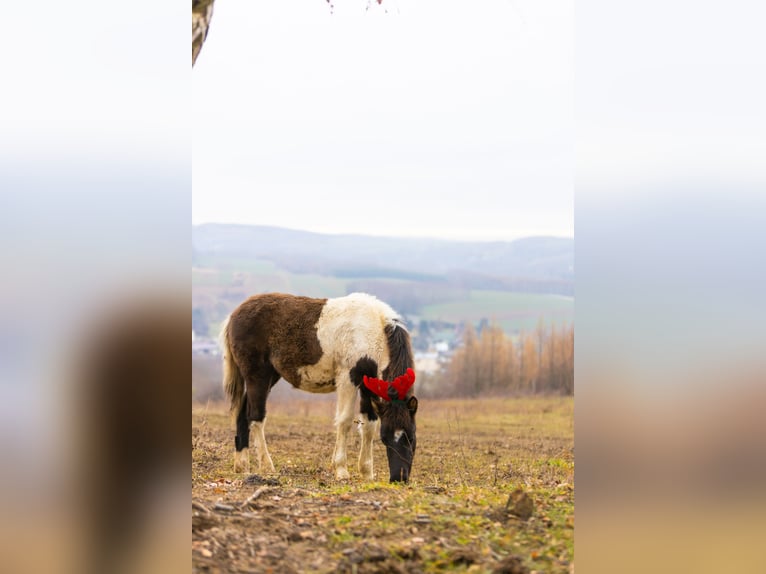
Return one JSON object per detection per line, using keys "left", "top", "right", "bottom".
{"left": 407, "top": 396, "right": 418, "bottom": 415}
{"left": 371, "top": 396, "right": 389, "bottom": 417}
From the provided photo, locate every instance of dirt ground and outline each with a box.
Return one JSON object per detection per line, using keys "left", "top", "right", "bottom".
{"left": 192, "top": 396, "right": 574, "bottom": 573}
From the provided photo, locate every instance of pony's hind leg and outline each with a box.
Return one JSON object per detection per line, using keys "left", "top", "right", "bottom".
{"left": 244, "top": 366, "right": 279, "bottom": 474}
{"left": 233, "top": 393, "right": 250, "bottom": 473}
{"left": 251, "top": 419, "right": 275, "bottom": 473}
{"left": 332, "top": 375, "right": 357, "bottom": 480}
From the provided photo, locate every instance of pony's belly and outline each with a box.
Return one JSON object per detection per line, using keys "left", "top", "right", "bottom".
{"left": 294, "top": 360, "right": 336, "bottom": 394}
{"left": 294, "top": 379, "right": 336, "bottom": 393}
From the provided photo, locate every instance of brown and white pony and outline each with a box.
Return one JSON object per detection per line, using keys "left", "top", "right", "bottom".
{"left": 219, "top": 292, "right": 419, "bottom": 482}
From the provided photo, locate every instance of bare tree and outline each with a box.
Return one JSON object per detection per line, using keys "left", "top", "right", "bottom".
{"left": 444, "top": 320, "right": 573, "bottom": 397}
{"left": 192, "top": 1, "right": 389, "bottom": 66}
{"left": 192, "top": 0, "right": 215, "bottom": 66}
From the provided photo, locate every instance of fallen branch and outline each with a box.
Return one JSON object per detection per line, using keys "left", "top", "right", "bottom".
{"left": 240, "top": 486, "right": 272, "bottom": 509}
{"left": 192, "top": 500, "right": 210, "bottom": 513}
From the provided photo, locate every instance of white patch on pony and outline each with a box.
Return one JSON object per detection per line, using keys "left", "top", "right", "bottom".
{"left": 313, "top": 292, "right": 400, "bottom": 375}
{"left": 294, "top": 352, "right": 336, "bottom": 393}
{"left": 394, "top": 429, "right": 404, "bottom": 443}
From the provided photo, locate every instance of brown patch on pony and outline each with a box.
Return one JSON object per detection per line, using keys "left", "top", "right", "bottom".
{"left": 381, "top": 320, "right": 414, "bottom": 393}
{"left": 226, "top": 293, "right": 326, "bottom": 386}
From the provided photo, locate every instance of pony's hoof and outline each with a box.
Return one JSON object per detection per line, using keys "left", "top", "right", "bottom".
{"left": 335, "top": 467, "right": 350, "bottom": 480}
{"left": 358, "top": 464, "right": 374, "bottom": 481}
{"left": 255, "top": 457, "right": 276, "bottom": 475}
{"left": 233, "top": 450, "right": 250, "bottom": 473}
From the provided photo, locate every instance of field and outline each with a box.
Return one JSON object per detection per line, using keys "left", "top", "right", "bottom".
{"left": 420, "top": 292, "right": 574, "bottom": 334}
{"left": 192, "top": 396, "right": 574, "bottom": 573}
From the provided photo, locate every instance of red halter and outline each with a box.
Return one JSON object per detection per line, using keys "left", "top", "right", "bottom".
{"left": 363, "top": 368, "right": 416, "bottom": 401}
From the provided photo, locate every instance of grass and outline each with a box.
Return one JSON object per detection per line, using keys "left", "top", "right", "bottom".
{"left": 420, "top": 290, "right": 574, "bottom": 333}
{"left": 193, "top": 256, "right": 280, "bottom": 274}
{"left": 192, "top": 396, "right": 574, "bottom": 573}
{"left": 192, "top": 262, "right": 350, "bottom": 297}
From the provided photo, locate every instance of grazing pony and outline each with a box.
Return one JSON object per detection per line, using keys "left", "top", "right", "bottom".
{"left": 219, "top": 292, "right": 419, "bottom": 482}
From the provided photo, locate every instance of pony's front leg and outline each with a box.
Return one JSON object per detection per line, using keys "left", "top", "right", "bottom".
{"left": 332, "top": 378, "right": 357, "bottom": 480}
{"left": 357, "top": 413, "right": 379, "bottom": 480}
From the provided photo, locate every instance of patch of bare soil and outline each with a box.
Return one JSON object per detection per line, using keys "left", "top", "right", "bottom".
{"left": 192, "top": 398, "right": 574, "bottom": 573}
{"left": 193, "top": 477, "right": 433, "bottom": 573}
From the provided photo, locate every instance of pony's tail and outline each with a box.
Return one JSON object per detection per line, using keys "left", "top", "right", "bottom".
{"left": 219, "top": 315, "right": 244, "bottom": 421}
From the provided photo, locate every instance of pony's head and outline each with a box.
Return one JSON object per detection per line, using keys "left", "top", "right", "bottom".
{"left": 364, "top": 369, "right": 418, "bottom": 483}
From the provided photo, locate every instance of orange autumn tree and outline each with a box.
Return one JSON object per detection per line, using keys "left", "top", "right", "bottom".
{"left": 443, "top": 320, "right": 573, "bottom": 397}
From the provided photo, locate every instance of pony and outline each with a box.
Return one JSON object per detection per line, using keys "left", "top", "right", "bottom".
{"left": 219, "top": 292, "right": 419, "bottom": 482}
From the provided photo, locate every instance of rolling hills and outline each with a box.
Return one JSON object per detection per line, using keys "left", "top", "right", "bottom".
{"left": 192, "top": 224, "right": 573, "bottom": 340}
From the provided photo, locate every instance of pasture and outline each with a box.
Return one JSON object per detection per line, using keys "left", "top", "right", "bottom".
{"left": 420, "top": 291, "right": 574, "bottom": 334}
{"left": 192, "top": 396, "right": 574, "bottom": 573}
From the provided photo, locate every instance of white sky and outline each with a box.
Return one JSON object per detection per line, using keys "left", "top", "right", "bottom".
{"left": 192, "top": 0, "right": 573, "bottom": 241}
{"left": 576, "top": 1, "right": 766, "bottom": 193}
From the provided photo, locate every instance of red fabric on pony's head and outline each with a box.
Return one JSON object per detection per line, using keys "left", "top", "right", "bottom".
{"left": 390, "top": 368, "right": 416, "bottom": 400}
{"left": 362, "top": 374, "right": 389, "bottom": 399}
{"left": 363, "top": 368, "right": 416, "bottom": 401}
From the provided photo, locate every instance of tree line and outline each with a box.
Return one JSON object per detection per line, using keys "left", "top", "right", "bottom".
{"left": 421, "top": 320, "right": 574, "bottom": 397}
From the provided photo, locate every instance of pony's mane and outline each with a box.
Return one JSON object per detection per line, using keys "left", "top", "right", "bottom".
{"left": 381, "top": 319, "right": 414, "bottom": 392}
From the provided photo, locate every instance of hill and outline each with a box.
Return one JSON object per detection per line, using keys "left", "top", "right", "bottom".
{"left": 192, "top": 224, "right": 573, "bottom": 340}
{"left": 193, "top": 223, "right": 572, "bottom": 285}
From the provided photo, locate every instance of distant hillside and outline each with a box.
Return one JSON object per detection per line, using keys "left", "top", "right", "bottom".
{"left": 193, "top": 224, "right": 573, "bottom": 288}
{"left": 192, "top": 224, "right": 573, "bottom": 340}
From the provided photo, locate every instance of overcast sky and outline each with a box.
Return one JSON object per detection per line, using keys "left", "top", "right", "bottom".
{"left": 192, "top": 0, "right": 573, "bottom": 241}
